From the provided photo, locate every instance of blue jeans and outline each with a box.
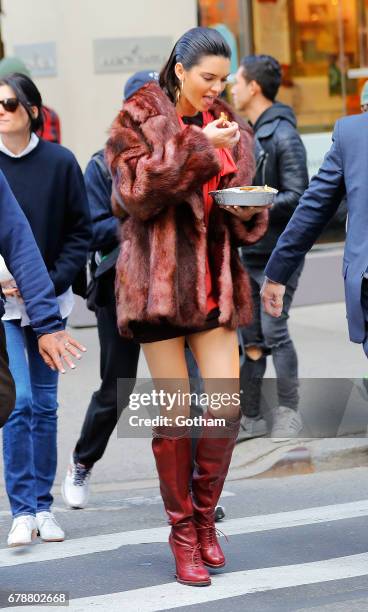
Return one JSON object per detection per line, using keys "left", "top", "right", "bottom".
{"left": 2, "top": 320, "right": 59, "bottom": 517}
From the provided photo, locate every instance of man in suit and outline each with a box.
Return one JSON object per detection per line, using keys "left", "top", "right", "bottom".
{"left": 261, "top": 109, "right": 368, "bottom": 358}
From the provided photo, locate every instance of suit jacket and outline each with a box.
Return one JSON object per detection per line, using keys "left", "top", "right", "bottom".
{"left": 105, "top": 82, "right": 269, "bottom": 337}
{"left": 265, "top": 113, "right": 368, "bottom": 343}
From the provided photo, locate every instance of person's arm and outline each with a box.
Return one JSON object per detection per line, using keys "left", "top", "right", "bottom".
{"left": 269, "top": 130, "right": 309, "bottom": 223}
{"left": 48, "top": 157, "right": 92, "bottom": 295}
{"left": 105, "top": 110, "right": 221, "bottom": 222}
{"left": 0, "top": 171, "right": 85, "bottom": 371}
{"left": 0, "top": 174, "right": 63, "bottom": 336}
{"left": 84, "top": 154, "right": 119, "bottom": 252}
{"left": 262, "top": 120, "right": 345, "bottom": 316}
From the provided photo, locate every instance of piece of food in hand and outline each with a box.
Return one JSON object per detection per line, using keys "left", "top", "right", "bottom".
{"left": 219, "top": 111, "right": 228, "bottom": 126}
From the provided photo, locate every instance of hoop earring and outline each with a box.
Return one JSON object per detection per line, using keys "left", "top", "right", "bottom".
{"left": 175, "top": 79, "right": 184, "bottom": 103}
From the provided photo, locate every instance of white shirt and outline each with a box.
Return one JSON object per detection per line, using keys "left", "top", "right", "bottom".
{"left": 0, "top": 134, "right": 74, "bottom": 324}
{"left": 0, "top": 132, "right": 40, "bottom": 157}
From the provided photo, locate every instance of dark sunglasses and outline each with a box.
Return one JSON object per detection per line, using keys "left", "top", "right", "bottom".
{"left": 0, "top": 98, "right": 20, "bottom": 113}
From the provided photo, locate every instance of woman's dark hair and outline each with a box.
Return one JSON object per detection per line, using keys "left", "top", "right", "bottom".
{"left": 240, "top": 55, "right": 282, "bottom": 102}
{"left": 0, "top": 72, "right": 44, "bottom": 133}
{"left": 160, "top": 27, "right": 231, "bottom": 102}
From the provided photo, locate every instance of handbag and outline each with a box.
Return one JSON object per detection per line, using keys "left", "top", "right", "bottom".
{"left": 86, "top": 246, "right": 120, "bottom": 311}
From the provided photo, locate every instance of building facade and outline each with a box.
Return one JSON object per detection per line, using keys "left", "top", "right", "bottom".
{"left": 0, "top": 0, "right": 197, "bottom": 167}
{"left": 2, "top": 0, "right": 363, "bottom": 306}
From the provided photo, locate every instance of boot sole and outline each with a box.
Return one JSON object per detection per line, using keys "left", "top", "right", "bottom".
{"left": 203, "top": 560, "right": 226, "bottom": 568}
{"left": 175, "top": 575, "right": 211, "bottom": 586}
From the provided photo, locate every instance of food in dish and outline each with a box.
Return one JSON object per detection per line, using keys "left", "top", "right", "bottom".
{"left": 239, "top": 185, "right": 275, "bottom": 192}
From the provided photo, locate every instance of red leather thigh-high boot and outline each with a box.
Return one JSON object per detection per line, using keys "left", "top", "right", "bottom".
{"left": 192, "top": 413, "right": 240, "bottom": 568}
{"left": 152, "top": 426, "right": 211, "bottom": 586}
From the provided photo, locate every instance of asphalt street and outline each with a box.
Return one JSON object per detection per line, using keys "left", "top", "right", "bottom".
{"left": 1, "top": 468, "right": 368, "bottom": 610}
{"left": 0, "top": 302, "right": 368, "bottom": 611}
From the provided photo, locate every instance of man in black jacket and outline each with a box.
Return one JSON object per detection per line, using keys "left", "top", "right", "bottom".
{"left": 232, "top": 55, "right": 309, "bottom": 441}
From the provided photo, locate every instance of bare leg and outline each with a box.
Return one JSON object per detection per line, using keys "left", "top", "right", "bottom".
{"left": 143, "top": 336, "right": 210, "bottom": 586}
{"left": 187, "top": 327, "right": 241, "bottom": 568}
{"left": 142, "top": 336, "right": 190, "bottom": 420}
{"left": 187, "top": 327, "right": 240, "bottom": 421}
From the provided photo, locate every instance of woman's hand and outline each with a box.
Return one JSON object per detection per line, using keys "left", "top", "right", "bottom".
{"left": 203, "top": 119, "right": 240, "bottom": 149}
{"left": 220, "top": 204, "right": 271, "bottom": 221}
{"left": 38, "top": 330, "right": 86, "bottom": 374}
{"left": 1, "top": 281, "right": 23, "bottom": 301}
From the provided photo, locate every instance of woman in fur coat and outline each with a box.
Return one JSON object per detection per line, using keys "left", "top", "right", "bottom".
{"left": 106, "top": 27, "right": 269, "bottom": 587}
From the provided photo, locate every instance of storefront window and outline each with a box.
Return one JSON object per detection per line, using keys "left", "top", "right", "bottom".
{"left": 198, "top": 0, "right": 253, "bottom": 73}
{"left": 199, "top": 0, "right": 368, "bottom": 132}
{"left": 252, "top": 0, "right": 362, "bottom": 132}
{"left": 198, "top": 0, "right": 367, "bottom": 242}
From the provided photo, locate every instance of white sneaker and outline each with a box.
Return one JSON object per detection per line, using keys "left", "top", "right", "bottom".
{"left": 36, "top": 511, "right": 65, "bottom": 542}
{"left": 7, "top": 515, "right": 37, "bottom": 547}
{"left": 61, "top": 454, "right": 92, "bottom": 509}
{"left": 271, "top": 406, "right": 303, "bottom": 443}
{"left": 238, "top": 415, "right": 268, "bottom": 441}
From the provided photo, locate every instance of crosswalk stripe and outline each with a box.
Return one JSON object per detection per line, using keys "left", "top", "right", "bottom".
{"left": 9, "top": 551, "right": 368, "bottom": 612}
{"left": 0, "top": 491, "right": 235, "bottom": 519}
{"left": 1, "top": 498, "right": 368, "bottom": 568}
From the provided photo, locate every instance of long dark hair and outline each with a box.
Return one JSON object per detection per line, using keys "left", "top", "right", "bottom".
{"left": 0, "top": 72, "right": 44, "bottom": 133}
{"left": 160, "top": 27, "right": 231, "bottom": 102}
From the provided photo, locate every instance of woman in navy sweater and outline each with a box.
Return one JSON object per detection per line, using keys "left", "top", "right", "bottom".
{"left": 0, "top": 73, "right": 91, "bottom": 547}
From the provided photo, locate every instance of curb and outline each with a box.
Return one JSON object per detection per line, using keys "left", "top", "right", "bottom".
{"left": 229, "top": 437, "right": 368, "bottom": 480}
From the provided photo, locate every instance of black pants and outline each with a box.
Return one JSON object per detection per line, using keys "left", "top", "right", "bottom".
{"left": 0, "top": 320, "right": 16, "bottom": 428}
{"left": 75, "top": 274, "right": 140, "bottom": 466}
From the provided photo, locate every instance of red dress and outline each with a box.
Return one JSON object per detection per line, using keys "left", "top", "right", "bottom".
{"left": 129, "top": 111, "right": 238, "bottom": 343}
{"left": 178, "top": 111, "right": 237, "bottom": 313}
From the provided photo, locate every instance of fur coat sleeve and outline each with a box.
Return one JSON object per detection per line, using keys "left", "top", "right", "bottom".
{"left": 105, "top": 88, "right": 221, "bottom": 222}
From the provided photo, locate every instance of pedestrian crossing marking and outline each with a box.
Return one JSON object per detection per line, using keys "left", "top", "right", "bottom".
{"left": 9, "top": 552, "right": 368, "bottom": 612}
{"left": 1, "top": 498, "right": 368, "bottom": 568}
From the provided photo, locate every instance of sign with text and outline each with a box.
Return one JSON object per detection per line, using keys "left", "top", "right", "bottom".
{"left": 14, "top": 42, "right": 57, "bottom": 77}
{"left": 93, "top": 37, "right": 172, "bottom": 74}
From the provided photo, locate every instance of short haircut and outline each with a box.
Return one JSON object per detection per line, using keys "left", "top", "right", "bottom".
{"left": 240, "top": 55, "right": 282, "bottom": 102}
{"left": 0, "top": 72, "right": 44, "bottom": 133}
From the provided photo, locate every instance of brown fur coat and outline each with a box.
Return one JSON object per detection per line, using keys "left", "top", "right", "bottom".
{"left": 105, "top": 82, "right": 268, "bottom": 338}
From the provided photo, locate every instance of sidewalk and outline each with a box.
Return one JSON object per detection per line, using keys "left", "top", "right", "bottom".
{"left": 0, "top": 301, "right": 367, "bottom": 499}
